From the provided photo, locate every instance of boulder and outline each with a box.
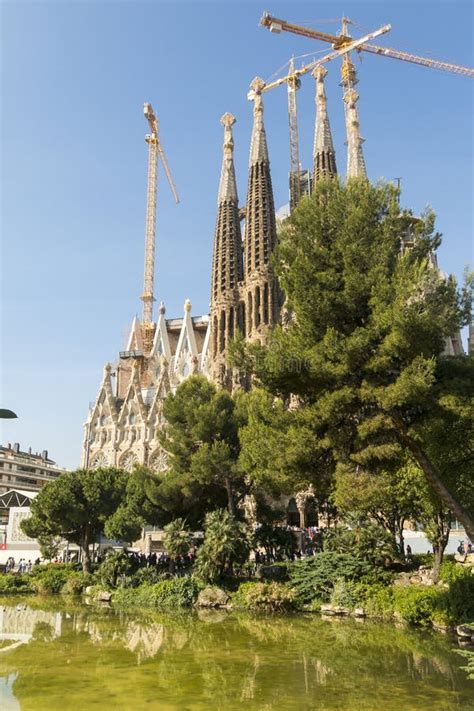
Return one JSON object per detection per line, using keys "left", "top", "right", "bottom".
{"left": 96, "top": 590, "right": 112, "bottom": 602}
{"left": 84, "top": 586, "right": 94, "bottom": 595}
{"left": 320, "top": 604, "right": 336, "bottom": 616}
{"left": 353, "top": 608, "right": 366, "bottom": 618}
{"left": 454, "top": 553, "right": 474, "bottom": 567}
{"left": 197, "top": 587, "right": 229, "bottom": 608}
{"left": 456, "top": 624, "right": 474, "bottom": 639}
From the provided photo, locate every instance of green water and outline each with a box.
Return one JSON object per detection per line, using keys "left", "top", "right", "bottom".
{"left": 0, "top": 597, "right": 472, "bottom": 710}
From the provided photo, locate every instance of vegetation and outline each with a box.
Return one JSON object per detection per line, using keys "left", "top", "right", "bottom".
{"left": 21, "top": 468, "right": 148, "bottom": 572}
{"left": 233, "top": 179, "right": 474, "bottom": 540}
{"left": 232, "top": 581, "right": 297, "bottom": 612}
{"left": 112, "top": 577, "right": 201, "bottom": 609}
{"left": 194, "top": 509, "right": 251, "bottom": 583}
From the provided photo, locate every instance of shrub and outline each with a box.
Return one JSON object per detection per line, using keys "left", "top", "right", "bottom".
{"left": 289, "top": 553, "right": 387, "bottom": 604}
{"left": 113, "top": 576, "right": 201, "bottom": 609}
{"left": 360, "top": 583, "right": 395, "bottom": 620}
{"left": 0, "top": 574, "right": 33, "bottom": 594}
{"left": 329, "top": 579, "right": 361, "bottom": 610}
{"left": 456, "top": 648, "right": 474, "bottom": 680}
{"left": 61, "top": 572, "right": 93, "bottom": 595}
{"left": 446, "top": 569, "right": 474, "bottom": 623}
{"left": 30, "top": 563, "right": 76, "bottom": 594}
{"left": 97, "top": 551, "right": 134, "bottom": 589}
{"left": 232, "top": 581, "right": 297, "bottom": 612}
{"left": 393, "top": 585, "right": 447, "bottom": 627}
{"left": 195, "top": 509, "right": 251, "bottom": 583}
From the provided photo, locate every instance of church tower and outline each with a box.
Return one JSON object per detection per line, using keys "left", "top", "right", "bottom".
{"left": 243, "top": 77, "right": 281, "bottom": 344}
{"left": 210, "top": 113, "right": 244, "bottom": 386}
{"left": 312, "top": 66, "right": 337, "bottom": 182}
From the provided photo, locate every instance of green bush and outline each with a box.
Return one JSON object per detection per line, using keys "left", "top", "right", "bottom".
{"left": 393, "top": 585, "right": 447, "bottom": 627}
{"left": 61, "top": 572, "right": 93, "bottom": 595}
{"left": 97, "top": 551, "right": 134, "bottom": 589}
{"left": 113, "top": 576, "right": 201, "bottom": 609}
{"left": 360, "top": 583, "right": 395, "bottom": 620}
{"left": 289, "top": 553, "right": 388, "bottom": 604}
{"left": 0, "top": 573, "right": 33, "bottom": 594}
{"left": 329, "top": 579, "right": 361, "bottom": 610}
{"left": 30, "top": 563, "right": 77, "bottom": 594}
{"left": 232, "top": 581, "right": 297, "bottom": 612}
{"left": 446, "top": 569, "right": 474, "bottom": 623}
{"left": 457, "top": 648, "right": 474, "bottom": 680}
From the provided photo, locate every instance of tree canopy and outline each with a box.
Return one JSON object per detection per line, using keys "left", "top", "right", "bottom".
{"left": 21, "top": 468, "right": 148, "bottom": 571}
{"left": 233, "top": 178, "right": 473, "bottom": 539}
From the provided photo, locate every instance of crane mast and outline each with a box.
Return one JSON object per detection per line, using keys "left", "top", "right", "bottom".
{"left": 141, "top": 103, "right": 179, "bottom": 326}
{"left": 287, "top": 58, "right": 303, "bottom": 210}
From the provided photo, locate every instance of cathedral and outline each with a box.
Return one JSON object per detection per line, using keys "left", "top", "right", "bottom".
{"left": 82, "top": 65, "right": 463, "bottom": 486}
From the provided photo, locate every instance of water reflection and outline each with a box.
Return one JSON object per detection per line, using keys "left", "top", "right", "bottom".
{"left": 0, "top": 598, "right": 471, "bottom": 710}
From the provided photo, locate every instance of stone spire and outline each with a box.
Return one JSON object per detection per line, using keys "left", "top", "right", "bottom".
{"left": 243, "top": 78, "right": 280, "bottom": 343}
{"left": 245, "top": 78, "right": 277, "bottom": 278}
{"left": 312, "top": 66, "right": 337, "bottom": 181}
{"left": 211, "top": 113, "right": 243, "bottom": 304}
{"left": 341, "top": 55, "right": 367, "bottom": 179}
{"left": 210, "top": 113, "right": 244, "bottom": 387}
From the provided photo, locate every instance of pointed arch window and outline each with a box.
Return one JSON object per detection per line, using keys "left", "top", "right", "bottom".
{"left": 220, "top": 311, "right": 226, "bottom": 353}
{"left": 248, "top": 292, "right": 253, "bottom": 335}
{"left": 255, "top": 286, "right": 261, "bottom": 327}
{"left": 263, "top": 283, "right": 269, "bottom": 324}
{"left": 228, "top": 307, "right": 234, "bottom": 340}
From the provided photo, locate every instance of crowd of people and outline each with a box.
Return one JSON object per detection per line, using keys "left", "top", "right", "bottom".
{"left": 4, "top": 557, "right": 38, "bottom": 573}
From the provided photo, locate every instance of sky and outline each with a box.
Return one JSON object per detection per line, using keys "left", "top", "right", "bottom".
{"left": 1, "top": 0, "right": 472, "bottom": 469}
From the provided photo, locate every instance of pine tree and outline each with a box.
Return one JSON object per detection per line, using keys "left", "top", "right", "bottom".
{"left": 235, "top": 179, "right": 473, "bottom": 539}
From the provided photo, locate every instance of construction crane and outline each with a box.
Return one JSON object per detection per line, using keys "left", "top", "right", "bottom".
{"left": 260, "top": 12, "right": 474, "bottom": 77}
{"left": 141, "top": 103, "right": 179, "bottom": 327}
{"left": 259, "top": 12, "right": 473, "bottom": 204}
{"left": 249, "top": 23, "right": 391, "bottom": 208}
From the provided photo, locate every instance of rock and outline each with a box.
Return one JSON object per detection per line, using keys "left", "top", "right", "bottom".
{"left": 333, "top": 606, "right": 350, "bottom": 616}
{"left": 409, "top": 575, "right": 423, "bottom": 585}
{"left": 394, "top": 573, "right": 411, "bottom": 587}
{"left": 320, "top": 604, "right": 335, "bottom": 615}
{"left": 432, "top": 621, "right": 453, "bottom": 634}
{"left": 197, "top": 587, "right": 229, "bottom": 608}
{"left": 96, "top": 590, "right": 112, "bottom": 602}
{"left": 456, "top": 624, "right": 474, "bottom": 639}
{"left": 454, "top": 553, "right": 474, "bottom": 567}
{"left": 353, "top": 607, "right": 366, "bottom": 618}
{"left": 85, "top": 586, "right": 94, "bottom": 595}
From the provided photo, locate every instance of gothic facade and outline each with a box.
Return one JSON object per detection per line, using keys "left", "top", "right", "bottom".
{"left": 82, "top": 67, "right": 463, "bottom": 497}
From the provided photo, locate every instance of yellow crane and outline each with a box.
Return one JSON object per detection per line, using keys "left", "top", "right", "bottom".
{"left": 141, "top": 103, "right": 179, "bottom": 326}
{"left": 250, "top": 23, "right": 391, "bottom": 208}
{"left": 260, "top": 12, "right": 474, "bottom": 77}
{"left": 259, "top": 12, "right": 473, "bottom": 205}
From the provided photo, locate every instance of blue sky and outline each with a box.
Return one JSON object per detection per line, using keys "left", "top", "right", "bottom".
{"left": 1, "top": 0, "right": 472, "bottom": 469}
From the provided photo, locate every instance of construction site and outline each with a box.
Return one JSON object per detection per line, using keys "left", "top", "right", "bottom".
{"left": 82, "top": 10, "right": 472, "bottom": 474}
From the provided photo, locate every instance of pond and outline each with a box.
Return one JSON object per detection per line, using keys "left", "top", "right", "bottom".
{"left": 0, "top": 597, "right": 472, "bottom": 710}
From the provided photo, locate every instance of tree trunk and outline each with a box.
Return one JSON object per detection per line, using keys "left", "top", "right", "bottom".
{"left": 397, "top": 519, "right": 406, "bottom": 559}
{"left": 81, "top": 527, "right": 91, "bottom": 574}
{"left": 391, "top": 415, "right": 474, "bottom": 542}
{"left": 432, "top": 513, "right": 450, "bottom": 584}
{"left": 225, "top": 477, "right": 236, "bottom": 519}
